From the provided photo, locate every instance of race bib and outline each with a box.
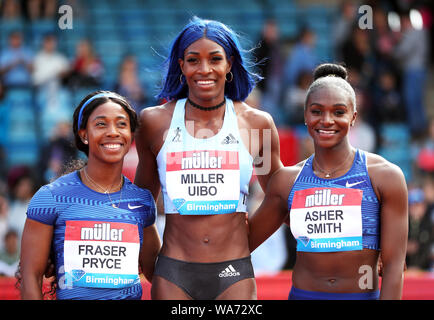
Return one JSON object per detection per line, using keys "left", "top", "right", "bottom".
{"left": 290, "top": 188, "right": 363, "bottom": 252}
{"left": 165, "top": 150, "right": 240, "bottom": 215}
{"left": 64, "top": 221, "right": 140, "bottom": 288}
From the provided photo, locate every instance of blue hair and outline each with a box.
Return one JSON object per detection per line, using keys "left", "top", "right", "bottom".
{"left": 157, "top": 17, "right": 261, "bottom": 102}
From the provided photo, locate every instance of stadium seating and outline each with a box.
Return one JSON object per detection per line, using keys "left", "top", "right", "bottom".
{"left": 1, "top": 89, "right": 39, "bottom": 167}
{"left": 377, "top": 123, "right": 412, "bottom": 181}
{"left": 0, "top": 0, "right": 338, "bottom": 172}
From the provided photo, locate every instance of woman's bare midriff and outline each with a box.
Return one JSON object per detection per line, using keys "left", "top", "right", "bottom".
{"left": 292, "top": 249, "right": 380, "bottom": 293}
{"left": 160, "top": 212, "right": 250, "bottom": 262}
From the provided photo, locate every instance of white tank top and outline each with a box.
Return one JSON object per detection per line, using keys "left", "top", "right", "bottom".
{"left": 156, "top": 98, "right": 253, "bottom": 215}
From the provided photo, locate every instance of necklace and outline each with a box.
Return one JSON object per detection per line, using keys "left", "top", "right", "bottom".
{"left": 83, "top": 168, "right": 123, "bottom": 208}
{"left": 187, "top": 98, "right": 226, "bottom": 111}
{"left": 313, "top": 149, "right": 354, "bottom": 178}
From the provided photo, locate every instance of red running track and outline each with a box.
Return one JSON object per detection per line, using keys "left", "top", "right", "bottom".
{"left": 2, "top": 271, "right": 433, "bottom": 300}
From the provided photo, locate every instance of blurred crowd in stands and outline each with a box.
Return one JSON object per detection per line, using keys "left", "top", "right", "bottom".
{"left": 0, "top": 0, "right": 433, "bottom": 277}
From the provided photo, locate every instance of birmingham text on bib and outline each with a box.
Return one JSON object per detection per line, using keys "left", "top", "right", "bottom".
{"left": 165, "top": 150, "right": 240, "bottom": 215}
{"left": 290, "top": 188, "right": 363, "bottom": 252}
{"left": 64, "top": 220, "right": 140, "bottom": 288}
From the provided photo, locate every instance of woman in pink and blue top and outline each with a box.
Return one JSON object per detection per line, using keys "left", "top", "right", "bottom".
{"left": 19, "top": 91, "right": 161, "bottom": 299}
{"left": 249, "top": 63, "right": 408, "bottom": 300}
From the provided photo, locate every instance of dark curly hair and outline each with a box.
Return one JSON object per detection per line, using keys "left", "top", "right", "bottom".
{"left": 16, "top": 91, "right": 139, "bottom": 299}
{"left": 72, "top": 90, "right": 139, "bottom": 157}
{"left": 305, "top": 63, "right": 356, "bottom": 111}
{"left": 313, "top": 63, "right": 348, "bottom": 81}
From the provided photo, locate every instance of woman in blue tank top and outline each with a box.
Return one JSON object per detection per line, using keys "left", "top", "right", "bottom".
{"left": 19, "top": 91, "right": 161, "bottom": 299}
{"left": 249, "top": 63, "right": 408, "bottom": 300}
{"left": 134, "top": 17, "right": 283, "bottom": 300}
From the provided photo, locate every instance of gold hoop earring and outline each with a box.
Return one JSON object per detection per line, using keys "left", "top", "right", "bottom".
{"left": 226, "top": 72, "right": 233, "bottom": 83}
{"left": 180, "top": 74, "right": 185, "bottom": 84}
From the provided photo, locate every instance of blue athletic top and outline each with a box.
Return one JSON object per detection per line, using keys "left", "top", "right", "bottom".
{"left": 156, "top": 98, "right": 253, "bottom": 215}
{"left": 26, "top": 171, "right": 156, "bottom": 300}
{"left": 288, "top": 149, "right": 380, "bottom": 252}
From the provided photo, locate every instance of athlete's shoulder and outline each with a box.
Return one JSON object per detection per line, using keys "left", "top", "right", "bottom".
{"left": 233, "top": 101, "right": 276, "bottom": 130}
{"left": 29, "top": 171, "right": 85, "bottom": 210}
{"left": 29, "top": 184, "right": 55, "bottom": 205}
{"left": 267, "top": 161, "right": 306, "bottom": 195}
{"left": 279, "top": 160, "right": 306, "bottom": 180}
{"left": 124, "top": 177, "right": 154, "bottom": 201}
{"left": 27, "top": 178, "right": 63, "bottom": 224}
{"left": 365, "top": 151, "right": 404, "bottom": 175}
{"left": 139, "top": 101, "right": 176, "bottom": 123}
{"left": 137, "top": 101, "right": 177, "bottom": 142}
{"left": 365, "top": 151, "right": 407, "bottom": 187}
{"left": 43, "top": 171, "right": 78, "bottom": 190}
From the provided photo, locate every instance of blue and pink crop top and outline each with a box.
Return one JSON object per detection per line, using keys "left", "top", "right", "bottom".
{"left": 288, "top": 149, "right": 380, "bottom": 252}
{"left": 26, "top": 171, "right": 156, "bottom": 299}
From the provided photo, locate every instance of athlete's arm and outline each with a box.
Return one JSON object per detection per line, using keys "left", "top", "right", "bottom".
{"left": 254, "top": 112, "right": 283, "bottom": 191}
{"left": 20, "top": 219, "right": 53, "bottom": 299}
{"left": 139, "top": 223, "right": 161, "bottom": 283}
{"left": 248, "top": 167, "right": 292, "bottom": 252}
{"left": 375, "top": 161, "right": 408, "bottom": 299}
{"left": 134, "top": 107, "right": 162, "bottom": 200}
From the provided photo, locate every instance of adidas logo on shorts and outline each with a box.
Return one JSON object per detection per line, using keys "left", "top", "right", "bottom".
{"left": 219, "top": 264, "right": 240, "bottom": 277}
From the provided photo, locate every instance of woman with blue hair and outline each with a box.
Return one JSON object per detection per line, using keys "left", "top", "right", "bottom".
{"left": 134, "top": 17, "right": 283, "bottom": 300}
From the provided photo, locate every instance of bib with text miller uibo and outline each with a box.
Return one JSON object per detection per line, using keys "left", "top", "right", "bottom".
{"left": 165, "top": 150, "right": 240, "bottom": 215}
{"left": 290, "top": 188, "right": 363, "bottom": 252}
{"left": 63, "top": 220, "right": 140, "bottom": 288}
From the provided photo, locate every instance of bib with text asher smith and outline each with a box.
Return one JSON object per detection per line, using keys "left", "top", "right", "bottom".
{"left": 290, "top": 188, "right": 364, "bottom": 252}
{"left": 165, "top": 150, "right": 241, "bottom": 215}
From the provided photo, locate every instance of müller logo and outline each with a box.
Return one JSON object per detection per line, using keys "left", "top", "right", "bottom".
{"left": 181, "top": 151, "right": 223, "bottom": 170}
{"left": 166, "top": 150, "right": 239, "bottom": 171}
{"left": 80, "top": 223, "right": 124, "bottom": 241}
{"left": 305, "top": 189, "right": 345, "bottom": 208}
